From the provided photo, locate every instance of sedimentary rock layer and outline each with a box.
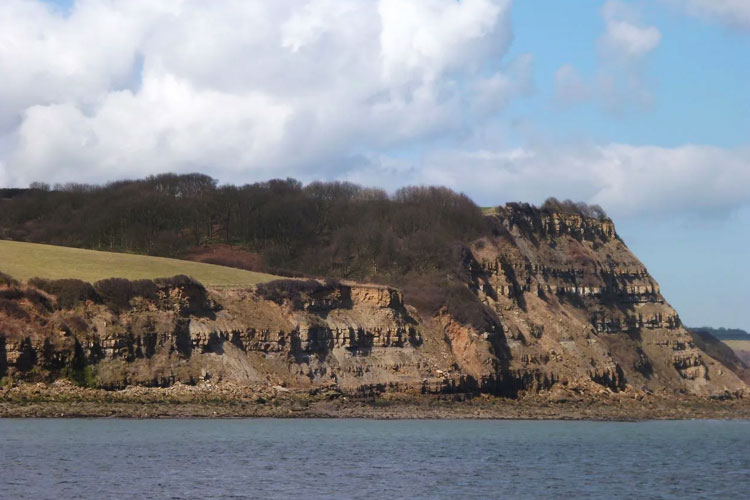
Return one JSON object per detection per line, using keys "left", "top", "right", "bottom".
{"left": 1, "top": 205, "right": 746, "bottom": 398}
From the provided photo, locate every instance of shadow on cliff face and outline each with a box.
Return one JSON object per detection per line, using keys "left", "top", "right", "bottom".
{"left": 499, "top": 257, "right": 527, "bottom": 312}
{"left": 408, "top": 327, "right": 422, "bottom": 347}
{"left": 498, "top": 204, "right": 541, "bottom": 246}
{"left": 633, "top": 347, "right": 654, "bottom": 378}
{"left": 40, "top": 338, "right": 67, "bottom": 372}
{"left": 469, "top": 370, "right": 559, "bottom": 398}
{"left": 174, "top": 321, "right": 193, "bottom": 358}
{"left": 597, "top": 290, "right": 637, "bottom": 314}
{"left": 0, "top": 335, "right": 7, "bottom": 378}
{"left": 170, "top": 280, "right": 220, "bottom": 319}
{"left": 590, "top": 364, "right": 627, "bottom": 392}
{"left": 203, "top": 332, "right": 226, "bottom": 355}
{"left": 16, "top": 338, "right": 37, "bottom": 372}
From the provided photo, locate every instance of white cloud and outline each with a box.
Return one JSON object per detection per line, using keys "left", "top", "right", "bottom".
{"left": 554, "top": 64, "right": 590, "bottom": 105}
{"left": 0, "top": 0, "right": 526, "bottom": 187}
{"left": 345, "top": 144, "right": 750, "bottom": 217}
{"left": 0, "top": 0, "right": 152, "bottom": 132}
{"left": 472, "top": 53, "right": 534, "bottom": 116}
{"left": 1, "top": 1, "right": 747, "bottom": 222}
{"left": 0, "top": 161, "right": 7, "bottom": 187}
{"left": 555, "top": 1, "right": 661, "bottom": 113}
{"left": 666, "top": 0, "right": 750, "bottom": 31}
{"left": 600, "top": 1, "right": 662, "bottom": 61}
{"left": 378, "top": 0, "right": 511, "bottom": 83}
{"left": 12, "top": 66, "right": 293, "bottom": 183}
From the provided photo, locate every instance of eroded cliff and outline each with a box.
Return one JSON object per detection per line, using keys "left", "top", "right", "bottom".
{"left": 467, "top": 205, "right": 745, "bottom": 396}
{"left": 0, "top": 204, "right": 746, "bottom": 399}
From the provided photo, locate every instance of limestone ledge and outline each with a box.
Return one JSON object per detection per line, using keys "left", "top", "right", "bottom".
{"left": 1, "top": 319, "right": 421, "bottom": 374}
{"left": 672, "top": 353, "right": 708, "bottom": 380}
{"left": 294, "top": 283, "right": 404, "bottom": 312}
{"left": 480, "top": 260, "right": 661, "bottom": 302}
{"left": 591, "top": 312, "right": 681, "bottom": 333}
{"left": 349, "top": 285, "right": 404, "bottom": 309}
{"left": 189, "top": 321, "right": 420, "bottom": 352}
{"left": 495, "top": 205, "right": 616, "bottom": 241}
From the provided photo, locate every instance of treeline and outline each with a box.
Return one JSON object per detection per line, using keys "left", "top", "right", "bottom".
{"left": 27, "top": 275, "right": 201, "bottom": 313}
{"left": 0, "top": 174, "right": 485, "bottom": 283}
{"left": 540, "top": 197, "right": 608, "bottom": 220}
{"left": 688, "top": 327, "right": 750, "bottom": 341}
{"left": 1, "top": 173, "right": 612, "bottom": 331}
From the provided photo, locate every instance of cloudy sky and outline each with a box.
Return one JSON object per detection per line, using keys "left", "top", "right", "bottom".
{"left": 1, "top": 0, "right": 749, "bottom": 329}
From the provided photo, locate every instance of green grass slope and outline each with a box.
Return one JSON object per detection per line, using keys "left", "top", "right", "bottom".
{"left": 0, "top": 239, "right": 279, "bottom": 287}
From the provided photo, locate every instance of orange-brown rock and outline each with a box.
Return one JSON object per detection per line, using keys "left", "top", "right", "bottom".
{"left": 1, "top": 204, "right": 746, "bottom": 400}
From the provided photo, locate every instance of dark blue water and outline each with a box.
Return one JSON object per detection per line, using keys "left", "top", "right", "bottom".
{"left": 1, "top": 419, "right": 749, "bottom": 499}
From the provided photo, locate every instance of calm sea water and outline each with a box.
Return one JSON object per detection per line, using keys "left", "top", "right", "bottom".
{"left": 0, "top": 419, "right": 749, "bottom": 499}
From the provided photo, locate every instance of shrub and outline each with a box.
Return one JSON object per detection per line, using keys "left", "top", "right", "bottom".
{"left": 94, "top": 278, "right": 135, "bottom": 312}
{"left": 154, "top": 274, "right": 201, "bottom": 289}
{"left": 62, "top": 314, "right": 89, "bottom": 335}
{"left": 24, "top": 288, "right": 56, "bottom": 313}
{"left": 68, "top": 365, "right": 96, "bottom": 388}
{"left": 0, "top": 298, "right": 29, "bottom": 319}
{"left": 28, "top": 278, "right": 99, "bottom": 309}
{"left": 0, "top": 286, "right": 55, "bottom": 313}
{"left": 541, "top": 197, "right": 608, "bottom": 220}
{"left": 0, "top": 288, "right": 24, "bottom": 301}
{"left": 130, "top": 279, "right": 159, "bottom": 301}
{"left": 94, "top": 275, "right": 201, "bottom": 312}
{"left": 0, "top": 271, "right": 18, "bottom": 287}
{"left": 402, "top": 279, "right": 447, "bottom": 317}
{"left": 444, "top": 284, "right": 499, "bottom": 332}
{"left": 403, "top": 278, "right": 499, "bottom": 333}
{"left": 256, "top": 279, "right": 340, "bottom": 309}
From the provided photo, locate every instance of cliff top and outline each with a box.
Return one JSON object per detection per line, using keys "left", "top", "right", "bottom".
{"left": 0, "top": 239, "right": 280, "bottom": 287}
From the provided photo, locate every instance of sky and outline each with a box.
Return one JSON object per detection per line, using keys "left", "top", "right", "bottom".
{"left": 1, "top": 0, "right": 748, "bottom": 329}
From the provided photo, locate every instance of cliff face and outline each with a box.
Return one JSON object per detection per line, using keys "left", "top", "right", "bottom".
{"left": 1, "top": 205, "right": 746, "bottom": 398}
{"left": 467, "top": 205, "right": 745, "bottom": 396}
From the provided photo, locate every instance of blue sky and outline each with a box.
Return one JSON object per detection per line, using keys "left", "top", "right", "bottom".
{"left": 4, "top": 0, "right": 750, "bottom": 329}
{"left": 506, "top": 0, "right": 749, "bottom": 148}
{"left": 505, "top": 0, "right": 750, "bottom": 329}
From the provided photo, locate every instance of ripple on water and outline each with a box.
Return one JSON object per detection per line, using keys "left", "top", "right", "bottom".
{"left": 0, "top": 419, "right": 749, "bottom": 499}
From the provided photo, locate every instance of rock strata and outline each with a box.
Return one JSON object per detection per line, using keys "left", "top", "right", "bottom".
{"left": 1, "top": 204, "right": 746, "bottom": 401}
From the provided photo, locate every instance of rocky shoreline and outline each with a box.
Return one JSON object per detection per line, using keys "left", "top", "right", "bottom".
{"left": 2, "top": 381, "right": 748, "bottom": 420}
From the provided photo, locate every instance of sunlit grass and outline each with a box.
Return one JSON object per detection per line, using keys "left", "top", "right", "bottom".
{"left": 0, "top": 239, "right": 279, "bottom": 287}
{"left": 723, "top": 340, "right": 750, "bottom": 352}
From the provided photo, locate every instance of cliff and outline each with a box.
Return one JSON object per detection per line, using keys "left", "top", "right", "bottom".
{"left": 1, "top": 204, "right": 746, "bottom": 400}
{"left": 468, "top": 205, "right": 745, "bottom": 396}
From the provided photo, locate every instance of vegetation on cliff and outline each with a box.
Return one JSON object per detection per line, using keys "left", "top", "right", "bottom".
{"left": 0, "top": 175, "right": 488, "bottom": 283}
{"left": 0, "top": 173, "right": 611, "bottom": 333}
{"left": 2, "top": 173, "right": 745, "bottom": 402}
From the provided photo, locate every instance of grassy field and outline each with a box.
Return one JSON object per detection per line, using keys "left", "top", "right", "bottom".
{"left": 0, "top": 239, "right": 280, "bottom": 287}
{"left": 723, "top": 340, "right": 750, "bottom": 365}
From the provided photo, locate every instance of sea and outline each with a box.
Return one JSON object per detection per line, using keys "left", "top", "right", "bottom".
{"left": 0, "top": 419, "right": 748, "bottom": 499}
